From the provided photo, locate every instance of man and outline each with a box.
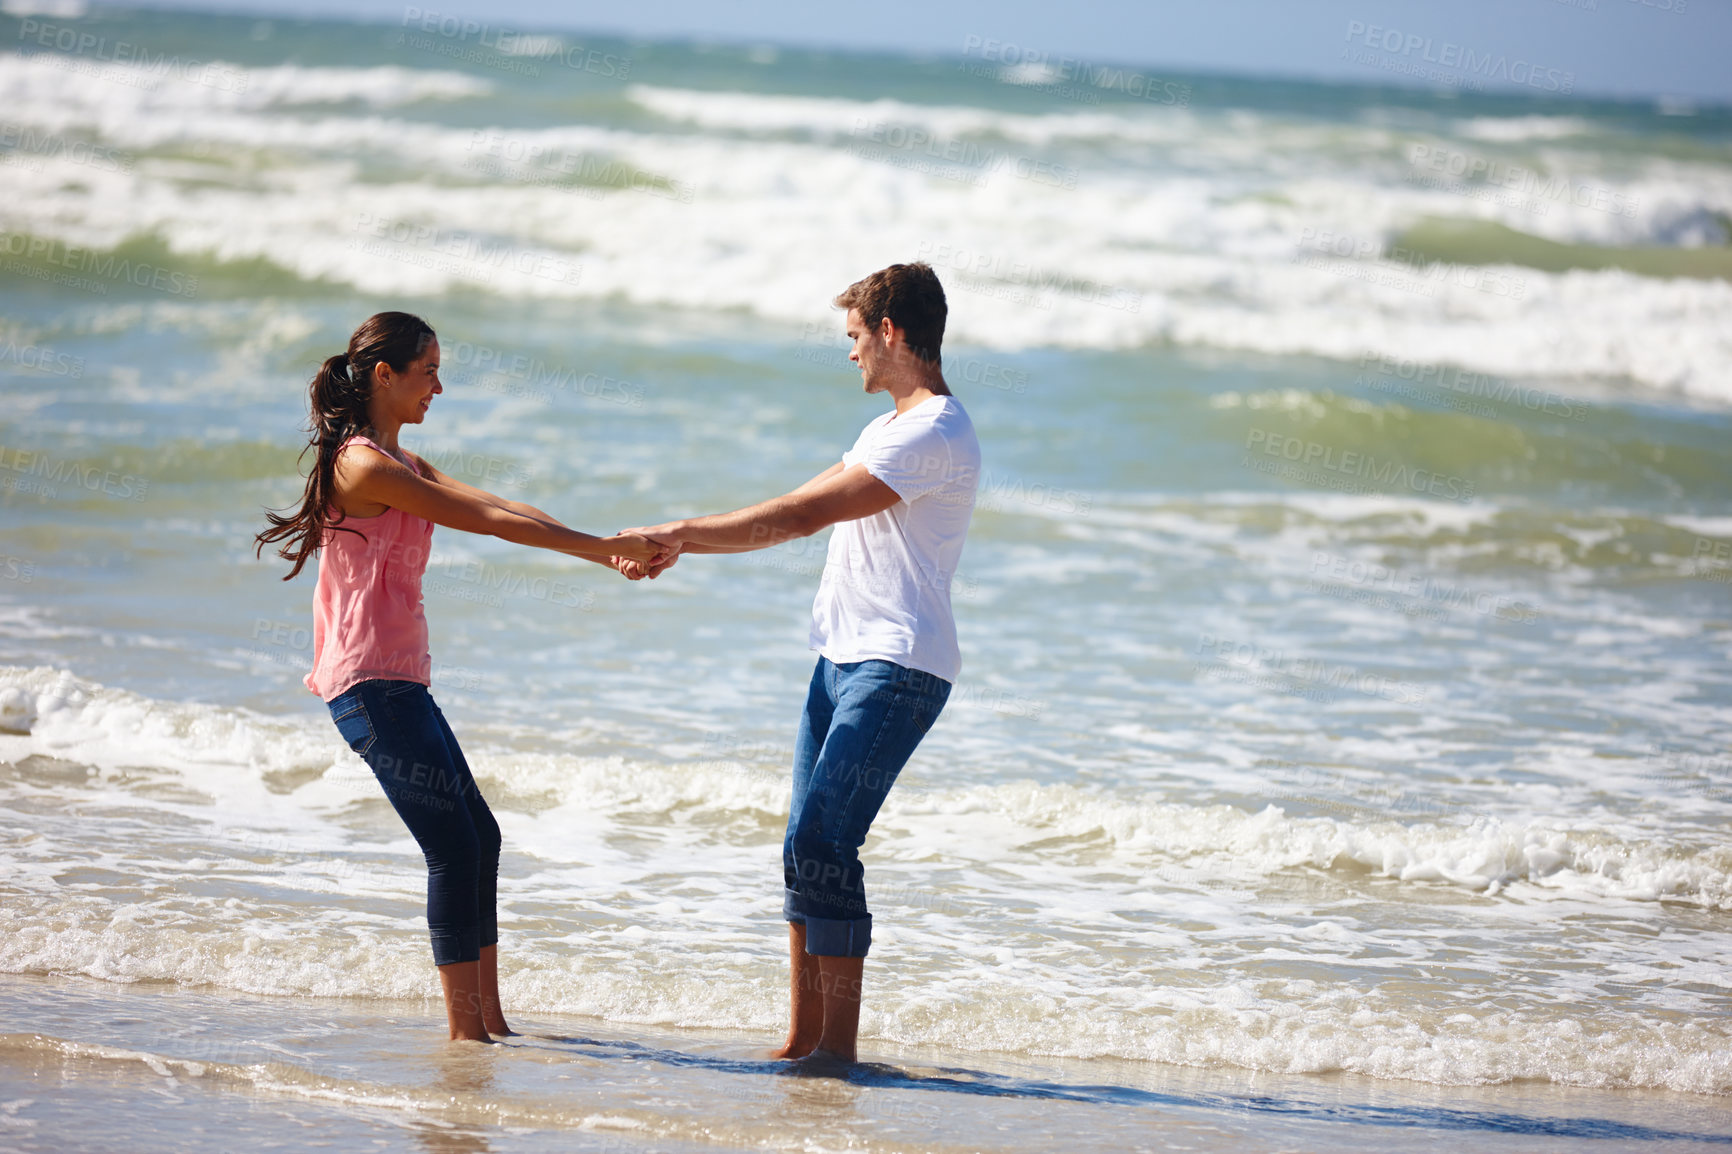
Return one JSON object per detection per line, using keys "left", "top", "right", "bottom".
{"left": 620, "top": 262, "right": 980, "bottom": 1063}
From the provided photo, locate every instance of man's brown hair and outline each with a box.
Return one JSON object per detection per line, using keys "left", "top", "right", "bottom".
{"left": 833, "top": 262, "right": 947, "bottom": 366}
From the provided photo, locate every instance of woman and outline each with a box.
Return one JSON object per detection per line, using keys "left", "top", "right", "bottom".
{"left": 256, "top": 311, "right": 664, "bottom": 1042}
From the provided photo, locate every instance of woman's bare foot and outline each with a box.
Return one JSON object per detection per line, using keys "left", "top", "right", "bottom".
{"left": 479, "top": 945, "right": 514, "bottom": 1037}
{"left": 439, "top": 959, "right": 493, "bottom": 1042}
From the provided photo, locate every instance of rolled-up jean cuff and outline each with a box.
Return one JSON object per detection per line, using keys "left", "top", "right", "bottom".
{"left": 802, "top": 915, "right": 872, "bottom": 958}
{"left": 481, "top": 918, "right": 498, "bottom": 949}
{"left": 431, "top": 928, "right": 483, "bottom": 968}
{"left": 783, "top": 888, "right": 805, "bottom": 924}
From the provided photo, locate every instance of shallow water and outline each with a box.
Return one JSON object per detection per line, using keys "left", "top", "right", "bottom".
{"left": 2, "top": 6, "right": 1731, "bottom": 1150}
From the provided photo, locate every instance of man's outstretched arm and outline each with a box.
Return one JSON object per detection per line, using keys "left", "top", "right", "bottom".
{"left": 637, "top": 463, "right": 899, "bottom": 552}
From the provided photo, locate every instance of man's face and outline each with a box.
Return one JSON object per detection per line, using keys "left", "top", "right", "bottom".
{"left": 845, "top": 307, "right": 890, "bottom": 394}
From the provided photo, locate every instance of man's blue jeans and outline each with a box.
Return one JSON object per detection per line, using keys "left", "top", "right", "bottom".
{"left": 783, "top": 657, "right": 951, "bottom": 958}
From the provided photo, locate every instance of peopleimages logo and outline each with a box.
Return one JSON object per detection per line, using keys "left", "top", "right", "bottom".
{"left": 1195, "top": 633, "right": 1428, "bottom": 706}
{"left": 464, "top": 131, "right": 693, "bottom": 203}
{"left": 1342, "top": 21, "right": 1575, "bottom": 94}
{"left": 0, "top": 338, "right": 84, "bottom": 378}
{"left": 16, "top": 19, "right": 250, "bottom": 93}
{"left": 1406, "top": 145, "right": 1637, "bottom": 220}
{"left": 0, "top": 124, "right": 133, "bottom": 174}
{"left": 0, "top": 231, "right": 200, "bottom": 298}
{"left": 400, "top": 8, "right": 629, "bottom": 77}
{"left": 960, "top": 35, "right": 1191, "bottom": 106}
{"left": 915, "top": 241, "right": 1142, "bottom": 313}
{"left": 1355, "top": 352, "right": 1586, "bottom": 422}
{"left": 349, "top": 213, "right": 581, "bottom": 286}
{"left": 1243, "top": 428, "right": 1476, "bottom": 502}
{"left": 0, "top": 444, "right": 150, "bottom": 501}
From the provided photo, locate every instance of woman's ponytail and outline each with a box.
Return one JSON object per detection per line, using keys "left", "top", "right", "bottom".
{"left": 255, "top": 313, "right": 436, "bottom": 580}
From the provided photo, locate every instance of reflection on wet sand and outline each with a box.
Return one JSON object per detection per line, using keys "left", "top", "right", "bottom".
{"left": 413, "top": 1043, "right": 499, "bottom": 1154}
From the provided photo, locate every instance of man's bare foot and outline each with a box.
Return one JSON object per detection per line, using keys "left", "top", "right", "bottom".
{"left": 777, "top": 923, "right": 824, "bottom": 1060}
{"left": 810, "top": 1044, "right": 856, "bottom": 1064}
{"left": 775, "top": 1049, "right": 856, "bottom": 1077}
{"left": 771, "top": 1034, "right": 819, "bottom": 1060}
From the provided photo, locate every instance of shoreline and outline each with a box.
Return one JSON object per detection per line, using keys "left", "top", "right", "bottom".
{"left": 3, "top": 971, "right": 1729, "bottom": 1152}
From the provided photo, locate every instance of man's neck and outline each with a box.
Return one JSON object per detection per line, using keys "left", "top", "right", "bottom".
{"left": 886, "top": 368, "right": 951, "bottom": 415}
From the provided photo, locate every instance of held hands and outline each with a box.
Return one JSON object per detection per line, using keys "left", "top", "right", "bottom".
{"left": 611, "top": 522, "right": 683, "bottom": 581}
{"left": 607, "top": 530, "right": 677, "bottom": 573}
{"left": 614, "top": 554, "right": 676, "bottom": 580}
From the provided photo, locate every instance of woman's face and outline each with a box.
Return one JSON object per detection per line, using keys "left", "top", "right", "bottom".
{"left": 377, "top": 338, "right": 442, "bottom": 425}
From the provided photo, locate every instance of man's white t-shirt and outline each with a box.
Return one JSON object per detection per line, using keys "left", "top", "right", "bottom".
{"left": 809, "top": 395, "right": 980, "bottom": 683}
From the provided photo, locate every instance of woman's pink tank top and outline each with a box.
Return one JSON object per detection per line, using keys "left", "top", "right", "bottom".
{"left": 304, "top": 435, "right": 434, "bottom": 700}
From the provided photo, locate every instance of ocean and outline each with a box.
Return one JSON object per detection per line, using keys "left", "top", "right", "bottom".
{"left": 1, "top": 5, "right": 1731, "bottom": 1150}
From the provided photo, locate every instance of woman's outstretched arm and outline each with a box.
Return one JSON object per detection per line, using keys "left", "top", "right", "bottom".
{"left": 337, "top": 445, "right": 665, "bottom": 563}
{"left": 407, "top": 453, "right": 622, "bottom": 568}
{"left": 407, "top": 452, "right": 560, "bottom": 523}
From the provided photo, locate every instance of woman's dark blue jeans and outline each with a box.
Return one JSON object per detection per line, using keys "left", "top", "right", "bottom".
{"left": 327, "top": 679, "right": 500, "bottom": 967}
{"left": 783, "top": 658, "right": 951, "bottom": 958}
